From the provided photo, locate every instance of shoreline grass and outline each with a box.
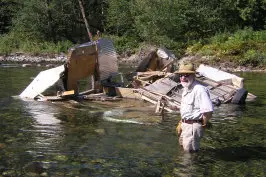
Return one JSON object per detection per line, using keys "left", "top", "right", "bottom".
{"left": 1, "top": 28, "right": 265, "bottom": 67}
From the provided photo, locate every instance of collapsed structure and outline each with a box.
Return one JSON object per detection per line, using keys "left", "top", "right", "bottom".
{"left": 20, "top": 38, "right": 257, "bottom": 112}
{"left": 20, "top": 38, "right": 119, "bottom": 100}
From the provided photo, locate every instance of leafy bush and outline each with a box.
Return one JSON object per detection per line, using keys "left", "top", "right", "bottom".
{"left": 106, "top": 35, "right": 140, "bottom": 54}
{"left": 240, "top": 50, "right": 266, "bottom": 66}
{"left": 0, "top": 31, "right": 23, "bottom": 54}
{"left": 209, "top": 33, "right": 230, "bottom": 44}
{"left": 0, "top": 31, "right": 73, "bottom": 55}
{"left": 186, "top": 28, "right": 266, "bottom": 66}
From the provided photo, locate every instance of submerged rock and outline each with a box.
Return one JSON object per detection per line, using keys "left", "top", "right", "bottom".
{"left": 0, "top": 143, "right": 5, "bottom": 149}
{"left": 24, "top": 161, "right": 44, "bottom": 174}
{"left": 95, "top": 128, "right": 106, "bottom": 135}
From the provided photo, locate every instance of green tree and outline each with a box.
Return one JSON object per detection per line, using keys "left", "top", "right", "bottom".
{"left": 131, "top": 0, "right": 224, "bottom": 42}
{"left": 0, "top": 0, "right": 20, "bottom": 34}
{"left": 235, "top": 0, "right": 266, "bottom": 29}
{"left": 11, "top": 0, "right": 108, "bottom": 43}
{"left": 12, "top": 0, "right": 79, "bottom": 42}
{"left": 106, "top": 0, "right": 135, "bottom": 36}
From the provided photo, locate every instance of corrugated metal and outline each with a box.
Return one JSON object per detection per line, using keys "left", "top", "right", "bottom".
{"left": 97, "top": 39, "right": 118, "bottom": 80}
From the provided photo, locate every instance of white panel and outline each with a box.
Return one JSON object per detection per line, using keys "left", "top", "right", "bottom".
{"left": 197, "top": 64, "right": 243, "bottom": 88}
{"left": 20, "top": 65, "right": 65, "bottom": 99}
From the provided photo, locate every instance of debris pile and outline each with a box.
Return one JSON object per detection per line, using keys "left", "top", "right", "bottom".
{"left": 19, "top": 38, "right": 257, "bottom": 113}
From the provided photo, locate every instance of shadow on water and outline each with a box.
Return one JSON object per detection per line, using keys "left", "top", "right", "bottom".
{"left": 171, "top": 145, "right": 266, "bottom": 177}
{"left": 207, "top": 146, "right": 266, "bottom": 161}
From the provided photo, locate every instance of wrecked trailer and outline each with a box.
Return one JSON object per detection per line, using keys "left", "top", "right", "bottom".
{"left": 20, "top": 40, "right": 257, "bottom": 114}
{"left": 20, "top": 38, "right": 121, "bottom": 101}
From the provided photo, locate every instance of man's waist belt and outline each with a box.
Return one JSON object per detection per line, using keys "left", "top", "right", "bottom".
{"left": 182, "top": 119, "right": 202, "bottom": 124}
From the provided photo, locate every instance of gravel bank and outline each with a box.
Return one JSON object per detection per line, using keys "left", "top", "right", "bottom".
{"left": 1, "top": 53, "right": 265, "bottom": 72}
{"left": 0, "top": 53, "right": 67, "bottom": 67}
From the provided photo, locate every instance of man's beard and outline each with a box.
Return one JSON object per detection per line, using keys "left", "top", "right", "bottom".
{"left": 181, "top": 79, "right": 193, "bottom": 88}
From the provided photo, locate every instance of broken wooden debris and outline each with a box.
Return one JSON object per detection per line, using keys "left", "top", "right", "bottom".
{"left": 83, "top": 93, "right": 122, "bottom": 101}
{"left": 19, "top": 40, "right": 256, "bottom": 115}
{"left": 57, "top": 90, "right": 75, "bottom": 97}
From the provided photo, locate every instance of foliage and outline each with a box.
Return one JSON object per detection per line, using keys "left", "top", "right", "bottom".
{"left": 106, "top": 0, "right": 135, "bottom": 36}
{"left": 187, "top": 28, "right": 266, "bottom": 66}
{"left": 0, "top": 31, "right": 73, "bottom": 55}
{"left": 0, "top": 0, "right": 265, "bottom": 66}
{"left": 106, "top": 35, "right": 139, "bottom": 54}
{"left": 13, "top": 0, "right": 79, "bottom": 42}
{"left": 0, "top": 0, "right": 21, "bottom": 34}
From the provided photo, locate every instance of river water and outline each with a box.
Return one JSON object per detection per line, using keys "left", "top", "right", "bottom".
{"left": 0, "top": 65, "right": 265, "bottom": 176}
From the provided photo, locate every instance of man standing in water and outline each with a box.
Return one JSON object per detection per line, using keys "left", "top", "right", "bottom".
{"left": 175, "top": 62, "right": 213, "bottom": 152}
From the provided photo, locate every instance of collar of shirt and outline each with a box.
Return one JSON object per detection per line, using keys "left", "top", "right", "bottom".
{"left": 183, "top": 80, "right": 197, "bottom": 96}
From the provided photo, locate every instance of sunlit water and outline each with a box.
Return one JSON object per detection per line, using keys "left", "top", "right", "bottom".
{"left": 0, "top": 65, "right": 265, "bottom": 176}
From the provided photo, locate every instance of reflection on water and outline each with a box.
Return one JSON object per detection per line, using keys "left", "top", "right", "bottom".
{"left": 0, "top": 67, "right": 266, "bottom": 176}
{"left": 20, "top": 99, "right": 63, "bottom": 153}
{"left": 103, "top": 109, "right": 145, "bottom": 124}
{"left": 23, "top": 100, "right": 61, "bottom": 125}
{"left": 0, "top": 64, "right": 21, "bottom": 68}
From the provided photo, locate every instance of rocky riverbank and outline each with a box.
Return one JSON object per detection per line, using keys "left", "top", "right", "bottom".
{"left": 1, "top": 52, "right": 265, "bottom": 72}
{"left": 118, "top": 53, "right": 266, "bottom": 72}
{"left": 0, "top": 53, "right": 67, "bottom": 67}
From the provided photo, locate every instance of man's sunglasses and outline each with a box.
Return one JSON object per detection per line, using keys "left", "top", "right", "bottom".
{"left": 179, "top": 74, "right": 191, "bottom": 78}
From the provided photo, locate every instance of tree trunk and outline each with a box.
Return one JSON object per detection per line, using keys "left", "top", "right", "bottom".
{"left": 78, "top": 0, "right": 93, "bottom": 41}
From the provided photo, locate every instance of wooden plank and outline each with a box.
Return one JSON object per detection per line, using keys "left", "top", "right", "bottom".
{"left": 83, "top": 94, "right": 122, "bottom": 101}
{"left": 115, "top": 87, "right": 142, "bottom": 99}
{"left": 60, "top": 90, "right": 75, "bottom": 96}
{"left": 218, "top": 85, "right": 237, "bottom": 93}
{"left": 45, "top": 96, "right": 66, "bottom": 101}
{"left": 144, "top": 78, "right": 177, "bottom": 95}
{"left": 79, "top": 89, "right": 96, "bottom": 95}
{"left": 140, "top": 95, "right": 173, "bottom": 112}
{"left": 137, "top": 89, "right": 161, "bottom": 101}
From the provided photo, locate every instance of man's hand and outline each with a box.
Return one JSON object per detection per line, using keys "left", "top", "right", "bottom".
{"left": 202, "top": 121, "right": 212, "bottom": 128}
{"left": 202, "top": 112, "right": 212, "bottom": 128}
{"left": 176, "top": 120, "right": 182, "bottom": 136}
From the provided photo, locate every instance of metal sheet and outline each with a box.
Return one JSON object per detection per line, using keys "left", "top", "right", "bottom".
{"left": 97, "top": 39, "right": 118, "bottom": 80}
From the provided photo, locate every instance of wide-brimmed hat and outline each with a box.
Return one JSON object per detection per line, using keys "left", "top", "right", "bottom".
{"left": 174, "top": 62, "right": 196, "bottom": 74}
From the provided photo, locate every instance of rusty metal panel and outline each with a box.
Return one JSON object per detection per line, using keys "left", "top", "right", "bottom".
{"left": 136, "top": 51, "right": 157, "bottom": 72}
{"left": 97, "top": 39, "right": 118, "bottom": 80}
{"left": 67, "top": 43, "right": 97, "bottom": 91}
